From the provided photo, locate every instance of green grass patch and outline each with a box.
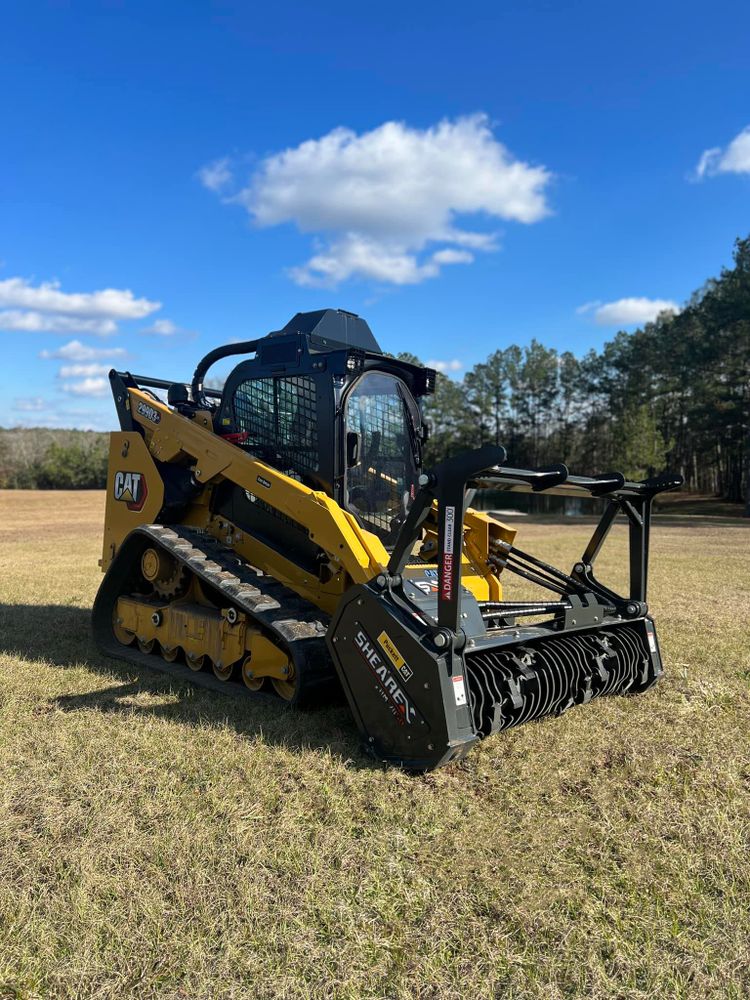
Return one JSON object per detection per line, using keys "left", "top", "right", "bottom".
{"left": 1, "top": 491, "right": 749, "bottom": 999}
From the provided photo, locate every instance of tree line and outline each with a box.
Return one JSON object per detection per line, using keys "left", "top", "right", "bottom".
{"left": 0, "top": 429, "right": 109, "bottom": 489}
{"left": 415, "top": 234, "right": 750, "bottom": 510}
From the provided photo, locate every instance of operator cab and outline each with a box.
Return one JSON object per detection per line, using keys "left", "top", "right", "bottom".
{"left": 205, "top": 309, "right": 435, "bottom": 548}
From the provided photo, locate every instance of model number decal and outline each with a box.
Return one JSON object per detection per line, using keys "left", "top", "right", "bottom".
{"left": 137, "top": 400, "right": 161, "bottom": 423}
{"left": 354, "top": 629, "right": 416, "bottom": 725}
{"left": 377, "top": 630, "right": 414, "bottom": 681}
{"left": 113, "top": 471, "right": 148, "bottom": 512}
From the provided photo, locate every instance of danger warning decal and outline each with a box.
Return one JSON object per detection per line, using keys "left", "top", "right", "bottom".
{"left": 354, "top": 628, "right": 419, "bottom": 726}
{"left": 441, "top": 505, "right": 456, "bottom": 602}
{"left": 113, "top": 471, "right": 148, "bottom": 512}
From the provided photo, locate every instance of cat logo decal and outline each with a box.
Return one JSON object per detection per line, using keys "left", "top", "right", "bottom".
{"left": 113, "top": 471, "right": 148, "bottom": 512}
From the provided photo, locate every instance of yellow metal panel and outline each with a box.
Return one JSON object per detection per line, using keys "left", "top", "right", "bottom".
{"left": 101, "top": 432, "right": 164, "bottom": 572}
{"left": 115, "top": 594, "right": 289, "bottom": 679}
{"left": 462, "top": 507, "right": 517, "bottom": 601}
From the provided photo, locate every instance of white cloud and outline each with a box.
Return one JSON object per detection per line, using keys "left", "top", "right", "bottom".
{"left": 209, "top": 114, "right": 552, "bottom": 286}
{"left": 13, "top": 397, "right": 46, "bottom": 412}
{"left": 149, "top": 319, "right": 178, "bottom": 336}
{"left": 426, "top": 358, "right": 463, "bottom": 373}
{"left": 36, "top": 341, "right": 124, "bottom": 407}
{"left": 0, "top": 309, "right": 117, "bottom": 335}
{"left": 61, "top": 377, "right": 110, "bottom": 397}
{"left": 578, "top": 297, "right": 679, "bottom": 327}
{"left": 288, "top": 237, "right": 478, "bottom": 286}
{"left": 431, "top": 248, "right": 475, "bottom": 266}
{"left": 140, "top": 318, "right": 197, "bottom": 342}
{"left": 198, "top": 157, "right": 233, "bottom": 192}
{"left": 141, "top": 319, "right": 178, "bottom": 336}
{"left": 39, "top": 339, "right": 130, "bottom": 362}
{"left": 0, "top": 277, "right": 160, "bottom": 318}
{"left": 695, "top": 126, "right": 750, "bottom": 178}
{"left": 0, "top": 277, "right": 161, "bottom": 341}
{"left": 575, "top": 300, "right": 601, "bottom": 315}
{"left": 58, "top": 363, "right": 110, "bottom": 378}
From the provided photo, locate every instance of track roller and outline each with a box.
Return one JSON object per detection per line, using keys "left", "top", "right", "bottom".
{"left": 185, "top": 652, "right": 205, "bottom": 672}
{"left": 212, "top": 659, "right": 235, "bottom": 682}
{"left": 241, "top": 657, "right": 265, "bottom": 692}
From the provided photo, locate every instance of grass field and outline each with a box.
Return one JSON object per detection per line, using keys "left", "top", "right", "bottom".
{"left": 1, "top": 491, "right": 749, "bottom": 1000}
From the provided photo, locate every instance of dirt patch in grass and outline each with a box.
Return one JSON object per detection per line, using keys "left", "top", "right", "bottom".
{"left": 1, "top": 492, "right": 749, "bottom": 999}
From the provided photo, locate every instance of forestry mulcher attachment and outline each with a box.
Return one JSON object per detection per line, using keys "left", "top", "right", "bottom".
{"left": 94, "top": 309, "right": 681, "bottom": 770}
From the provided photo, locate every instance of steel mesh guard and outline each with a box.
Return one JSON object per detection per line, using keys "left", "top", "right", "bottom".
{"left": 233, "top": 375, "right": 319, "bottom": 480}
{"left": 464, "top": 623, "right": 659, "bottom": 738}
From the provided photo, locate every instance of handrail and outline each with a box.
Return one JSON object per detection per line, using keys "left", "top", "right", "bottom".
{"left": 125, "top": 373, "right": 223, "bottom": 401}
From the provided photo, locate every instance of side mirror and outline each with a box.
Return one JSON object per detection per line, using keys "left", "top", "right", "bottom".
{"left": 346, "top": 431, "right": 361, "bottom": 468}
{"left": 420, "top": 422, "right": 430, "bottom": 443}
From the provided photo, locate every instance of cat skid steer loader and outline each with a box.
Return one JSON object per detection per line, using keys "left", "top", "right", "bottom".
{"left": 93, "top": 309, "right": 681, "bottom": 770}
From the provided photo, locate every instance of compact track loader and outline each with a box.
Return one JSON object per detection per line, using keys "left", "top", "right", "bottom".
{"left": 94, "top": 309, "right": 682, "bottom": 770}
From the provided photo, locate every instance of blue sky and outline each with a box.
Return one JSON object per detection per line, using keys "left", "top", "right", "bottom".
{"left": 1, "top": 0, "right": 749, "bottom": 430}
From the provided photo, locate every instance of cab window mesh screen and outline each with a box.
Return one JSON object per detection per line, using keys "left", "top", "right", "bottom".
{"left": 233, "top": 376, "right": 318, "bottom": 479}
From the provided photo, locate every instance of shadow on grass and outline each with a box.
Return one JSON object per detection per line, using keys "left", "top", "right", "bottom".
{"left": 0, "top": 602, "right": 374, "bottom": 769}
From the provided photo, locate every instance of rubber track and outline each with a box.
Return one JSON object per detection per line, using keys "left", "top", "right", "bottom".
{"left": 92, "top": 524, "right": 336, "bottom": 706}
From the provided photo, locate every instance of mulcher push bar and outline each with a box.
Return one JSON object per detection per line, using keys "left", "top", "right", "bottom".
{"left": 388, "top": 445, "right": 683, "bottom": 636}
{"left": 471, "top": 464, "right": 683, "bottom": 499}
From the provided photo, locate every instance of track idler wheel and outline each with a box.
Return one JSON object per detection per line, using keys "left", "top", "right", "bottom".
{"left": 112, "top": 607, "right": 134, "bottom": 646}
{"left": 271, "top": 665, "right": 297, "bottom": 702}
{"left": 239, "top": 633, "right": 296, "bottom": 700}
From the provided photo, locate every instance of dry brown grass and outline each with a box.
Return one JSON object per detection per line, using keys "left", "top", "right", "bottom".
{"left": 1, "top": 490, "right": 749, "bottom": 1000}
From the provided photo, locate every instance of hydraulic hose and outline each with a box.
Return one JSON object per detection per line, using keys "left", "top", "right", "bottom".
{"left": 190, "top": 339, "right": 262, "bottom": 406}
